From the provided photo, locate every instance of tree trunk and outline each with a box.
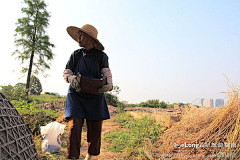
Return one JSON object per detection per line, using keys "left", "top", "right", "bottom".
{"left": 26, "top": 51, "right": 34, "bottom": 95}
{"left": 26, "top": 14, "right": 37, "bottom": 96}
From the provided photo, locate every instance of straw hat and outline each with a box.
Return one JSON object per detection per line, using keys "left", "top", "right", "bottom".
{"left": 67, "top": 24, "right": 104, "bottom": 50}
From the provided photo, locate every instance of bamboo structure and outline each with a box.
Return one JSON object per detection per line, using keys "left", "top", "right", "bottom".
{"left": 0, "top": 92, "right": 38, "bottom": 160}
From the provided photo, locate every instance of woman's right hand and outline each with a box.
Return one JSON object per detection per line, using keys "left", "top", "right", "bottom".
{"left": 68, "top": 73, "right": 81, "bottom": 92}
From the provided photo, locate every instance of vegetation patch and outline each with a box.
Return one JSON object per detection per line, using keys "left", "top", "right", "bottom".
{"left": 104, "top": 113, "right": 163, "bottom": 159}
{"left": 29, "top": 94, "right": 65, "bottom": 104}
{"left": 12, "top": 100, "right": 60, "bottom": 136}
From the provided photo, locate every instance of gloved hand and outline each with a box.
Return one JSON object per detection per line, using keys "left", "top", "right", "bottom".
{"left": 63, "top": 69, "right": 73, "bottom": 83}
{"left": 98, "top": 83, "right": 113, "bottom": 93}
{"left": 98, "top": 68, "right": 113, "bottom": 93}
{"left": 68, "top": 73, "right": 81, "bottom": 92}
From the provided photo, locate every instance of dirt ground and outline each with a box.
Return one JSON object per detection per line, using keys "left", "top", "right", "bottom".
{"left": 54, "top": 105, "right": 124, "bottom": 160}
{"left": 51, "top": 106, "right": 182, "bottom": 160}
{"left": 79, "top": 118, "right": 123, "bottom": 160}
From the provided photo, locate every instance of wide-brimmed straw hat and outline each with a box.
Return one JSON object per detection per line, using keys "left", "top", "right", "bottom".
{"left": 67, "top": 24, "right": 104, "bottom": 50}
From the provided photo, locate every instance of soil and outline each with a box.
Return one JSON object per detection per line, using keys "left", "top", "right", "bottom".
{"left": 48, "top": 106, "right": 182, "bottom": 159}
{"left": 54, "top": 105, "right": 123, "bottom": 160}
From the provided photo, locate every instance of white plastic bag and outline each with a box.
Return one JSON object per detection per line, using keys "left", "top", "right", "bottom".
{"left": 40, "top": 121, "right": 66, "bottom": 153}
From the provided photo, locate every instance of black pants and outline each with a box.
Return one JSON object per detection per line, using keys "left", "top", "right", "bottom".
{"left": 66, "top": 117, "right": 103, "bottom": 159}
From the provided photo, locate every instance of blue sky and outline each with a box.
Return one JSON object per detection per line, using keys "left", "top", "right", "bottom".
{"left": 0, "top": 0, "right": 239, "bottom": 104}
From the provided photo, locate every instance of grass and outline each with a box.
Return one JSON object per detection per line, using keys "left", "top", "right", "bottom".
{"left": 104, "top": 113, "right": 164, "bottom": 159}
{"left": 11, "top": 100, "right": 61, "bottom": 136}
{"left": 29, "top": 94, "right": 65, "bottom": 104}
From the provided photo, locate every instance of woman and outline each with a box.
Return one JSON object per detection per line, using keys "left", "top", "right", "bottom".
{"left": 63, "top": 24, "right": 113, "bottom": 160}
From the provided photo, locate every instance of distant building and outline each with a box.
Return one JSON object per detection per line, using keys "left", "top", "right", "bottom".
{"left": 203, "top": 99, "right": 214, "bottom": 108}
{"left": 200, "top": 98, "right": 205, "bottom": 107}
{"left": 174, "top": 105, "right": 180, "bottom": 109}
{"left": 215, "top": 99, "right": 224, "bottom": 107}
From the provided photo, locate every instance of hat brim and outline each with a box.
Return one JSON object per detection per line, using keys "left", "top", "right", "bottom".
{"left": 67, "top": 26, "right": 104, "bottom": 51}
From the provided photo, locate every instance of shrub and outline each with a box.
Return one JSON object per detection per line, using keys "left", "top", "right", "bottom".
{"left": 44, "top": 92, "right": 57, "bottom": 95}
{"left": 0, "top": 84, "right": 27, "bottom": 101}
{"left": 29, "top": 94, "right": 64, "bottom": 104}
{"left": 116, "top": 101, "right": 126, "bottom": 113}
{"left": 29, "top": 75, "right": 42, "bottom": 95}
{"left": 13, "top": 100, "right": 60, "bottom": 136}
{"left": 105, "top": 92, "right": 119, "bottom": 106}
{"left": 137, "top": 99, "right": 167, "bottom": 108}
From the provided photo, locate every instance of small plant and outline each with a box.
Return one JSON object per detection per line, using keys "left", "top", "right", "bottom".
{"left": 137, "top": 99, "right": 167, "bottom": 108}
{"left": 104, "top": 113, "right": 163, "bottom": 159}
{"left": 105, "top": 92, "right": 119, "bottom": 106}
{"left": 114, "top": 112, "right": 133, "bottom": 124}
{"left": 29, "top": 94, "right": 64, "bottom": 104}
{"left": 116, "top": 101, "right": 126, "bottom": 113}
{"left": 13, "top": 100, "right": 60, "bottom": 136}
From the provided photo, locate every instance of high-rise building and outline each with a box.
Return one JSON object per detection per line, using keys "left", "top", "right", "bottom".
{"left": 200, "top": 98, "right": 205, "bottom": 106}
{"left": 203, "top": 99, "right": 214, "bottom": 108}
{"left": 215, "top": 99, "right": 224, "bottom": 107}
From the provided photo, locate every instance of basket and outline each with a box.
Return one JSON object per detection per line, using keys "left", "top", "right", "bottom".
{"left": 0, "top": 92, "right": 39, "bottom": 160}
{"left": 80, "top": 76, "right": 107, "bottom": 95}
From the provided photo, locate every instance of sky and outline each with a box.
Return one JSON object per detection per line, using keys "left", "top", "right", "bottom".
{"left": 0, "top": 0, "right": 239, "bottom": 105}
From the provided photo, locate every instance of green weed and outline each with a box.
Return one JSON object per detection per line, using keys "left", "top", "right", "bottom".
{"left": 104, "top": 113, "right": 163, "bottom": 159}
{"left": 29, "top": 94, "right": 65, "bottom": 104}
{"left": 11, "top": 100, "right": 60, "bottom": 136}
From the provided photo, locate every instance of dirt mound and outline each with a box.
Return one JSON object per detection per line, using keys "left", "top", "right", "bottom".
{"left": 40, "top": 99, "right": 65, "bottom": 111}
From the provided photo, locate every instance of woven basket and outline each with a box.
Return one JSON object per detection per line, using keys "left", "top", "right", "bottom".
{"left": 0, "top": 92, "right": 38, "bottom": 160}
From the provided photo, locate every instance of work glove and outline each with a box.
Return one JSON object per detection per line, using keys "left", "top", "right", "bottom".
{"left": 68, "top": 73, "right": 81, "bottom": 92}
{"left": 98, "top": 68, "right": 113, "bottom": 93}
{"left": 98, "top": 84, "right": 113, "bottom": 93}
{"left": 63, "top": 69, "right": 73, "bottom": 83}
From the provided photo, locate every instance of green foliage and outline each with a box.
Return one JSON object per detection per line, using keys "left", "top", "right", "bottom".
{"left": 29, "top": 75, "right": 42, "bottom": 95}
{"left": 176, "top": 102, "right": 188, "bottom": 107}
{"left": 104, "top": 132, "right": 130, "bottom": 152}
{"left": 138, "top": 99, "right": 167, "bottom": 108}
{"left": 105, "top": 92, "right": 119, "bottom": 106}
{"left": 44, "top": 92, "right": 57, "bottom": 95}
{"left": 116, "top": 101, "right": 126, "bottom": 113}
{"left": 104, "top": 113, "right": 163, "bottom": 159}
{"left": 0, "top": 78, "right": 44, "bottom": 100}
{"left": 114, "top": 113, "right": 133, "bottom": 124}
{"left": 127, "top": 100, "right": 188, "bottom": 109}
{"left": 38, "top": 152, "right": 67, "bottom": 160}
{"left": 126, "top": 103, "right": 138, "bottom": 107}
{"left": 105, "top": 86, "right": 126, "bottom": 112}
{"left": 13, "top": 100, "right": 60, "bottom": 135}
{"left": 159, "top": 101, "right": 167, "bottom": 108}
{"left": 105, "top": 85, "right": 123, "bottom": 107}
{"left": 0, "top": 85, "right": 14, "bottom": 100}
{"left": 108, "top": 85, "right": 121, "bottom": 95}
{"left": 0, "top": 84, "right": 27, "bottom": 101}
{"left": 15, "top": 82, "right": 26, "bottom": 88}
{"left": 29, "top": 94, "right": 64, "bottom": 104}
{"left": 167, "top": 103, "right": 174, "bottom": 108}
{"left": 13, "top": 0, "right": 55, "bottom": 90}
{"left": 8, "top": 94, "right": 65, "bottom": 136}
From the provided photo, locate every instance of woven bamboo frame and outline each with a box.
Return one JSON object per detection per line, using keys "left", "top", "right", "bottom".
{"left": 0, "top": 92, "right": 38, "bottom": 160}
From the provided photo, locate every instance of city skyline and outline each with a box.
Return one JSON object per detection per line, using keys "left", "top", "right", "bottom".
{"left": 200, "top": 98, "right": 225, "bottom": 108}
